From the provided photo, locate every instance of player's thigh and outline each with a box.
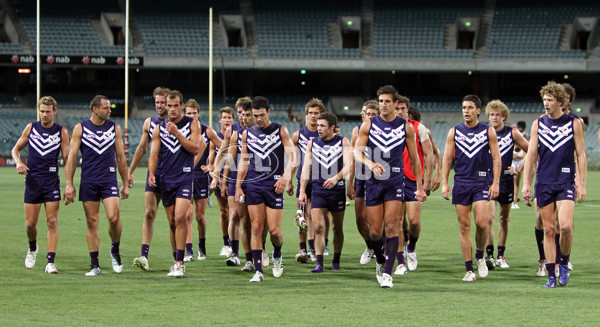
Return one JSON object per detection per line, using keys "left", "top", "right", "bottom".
{"left": 471, "top": 200, "right": 489, "bottom": 227}
{"left": 83, "top": 201, "right": 101, "bottom": 223}
{"left": 194, "top": 198, "right": 208, "bottom": 218}
{"left": 24, "top": 203, "right": 42, "bottom": 225}
{"left": 405, "top": 201, "right": 421, "bottom": 224}
{"left": 102, "top": 196, "right": 121, "bottom": 220}
{"left": 265, "top": 207, "right": 282, "bottom": 231}
{"left": 43, "top": 201, "right": 60, "bottom": 219}
{"left": 455, "top": 204, "right": 472, "bottom": 228}
{"left": 556, "top": 199, "right": 574, "bottom": 230}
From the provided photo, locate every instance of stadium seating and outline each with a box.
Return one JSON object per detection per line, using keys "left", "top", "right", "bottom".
{"left": 9, "top": 0, "right": 135, "bottom": 56}
{"left": 372, "top": 1, "right": 480, "bottom": 59}
{"left": 254, "top": 0, "right": 361, "bottom": 58}
{"left": 486, "top": 0, "right": 595, "bottom": 59}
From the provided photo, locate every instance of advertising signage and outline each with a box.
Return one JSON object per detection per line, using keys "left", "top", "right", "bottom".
{"left": 3, "top": 54, "right": 143, "bottom": 67}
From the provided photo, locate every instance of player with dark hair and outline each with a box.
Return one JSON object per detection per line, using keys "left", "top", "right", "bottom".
{"left": 355, "top": 85, "right": 426, "bottom": 288}
{"left": 130, "top": 86, "right": 170, "bottom": 270}
{"left": 348, "top": 100, "right": 379, "bottom": 266}
{"left": 183, "top": 99, "right": 222, "bottom": 262}
{"left": 483, "top": 100, "right": 529, "bottom": 270}
{"left": 64, "top": 95, "right": 130, "bottom": 276}
{"left": 12, "top": 96, "right": 69, "bottom": 273}
{"left": 148, "top": 90, "right": 205, "bottom": 277}
{"left": 441, "top": 94, "right": 501, "bottom": 282}
{"left": 298, "top": 111, "right": 351, "bottom": 272}
{"left": 235, "top": 96, "right": 295, "bottom": 282}
{"left": 287, "top": 98, "right": 325, "bottom": 263}
{"left": 522, "top": 81, "right": 586, "bottom": 288}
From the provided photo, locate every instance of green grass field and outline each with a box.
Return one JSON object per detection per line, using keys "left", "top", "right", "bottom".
{"left": 1, "top": 166, "right": 599, "bottom": 326}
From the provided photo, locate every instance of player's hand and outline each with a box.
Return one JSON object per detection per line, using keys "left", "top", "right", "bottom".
{"left": 274, "top": 177, "right": 287, "bottom": 194}
{"left": 368, "top": 162, "right": 385, "bottom": 177}
{"left": 221, "top": 179, "right": 228, "bottom": 197}
{"left": 488, "top": 182, "right": 499, "bottom": 200}
{"left": 127, "top": 172, "right": 134, "bottom": 188}
{"left": 298, "top": 191, "right": 307, "bottom": 205}
{"left": 441, "top": 184, "right": 450, "bottom": 200}
{"left": 63, "top": 184, "right": 76, "bottom": 205}
{"left": 16, "top": 162, "right": 29, "bottom": 175}
{"left": 347, "top": 182, "right": 355, "bottom": 200}
{"left": 209, "top": 178, "right": 218, "bottom": 191}
{"left": 576, "top": 185, "right": 586, "bottom": 204}
{"left": 120, "top": 185, "right": 129, "bottom": 199}
{"left": 323, "top": 176, "right": 338, "bottom": 189}
{"left": 235, "top": 186, "right": 245, "bottom": 205}
{"left": 416, "top": 188, "right": 427, "bottom": 202}
{"left": 148, "top": 174, "right": 156, "bottom": 187}
{"left": 508, "top": 166, "right": 517, "bottom": 175}
{"left": 431, "top": 174, "right": 441, "bottom": 192}
{"left": 522, "top": 185, "right": 532, "bottom": 207}
{"left": 423, "top": 181, "right": 432, "bottom": 196}
{"left": 285, "top": 180, "right": 294, "bottom": 196}
{"left": 166, "top": 122, "right": 179, "bottom": 136}
{"left": 201, "top": 165, "right": 210, "bottom": 173}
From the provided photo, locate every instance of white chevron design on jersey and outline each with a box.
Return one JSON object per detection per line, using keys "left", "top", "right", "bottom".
{"left": 149, "top": 121, "right": 158, "bottom": 139}
{"left": 312, "top": 140, "right": 343, "bottom": 169}
{"left": 160, "top": 122, "right": 191, "bottom": 154}
{"left": 538, "top": 121, "right": 573, "bottom": 152}
{"left": 455, "top": 129, "right": 488, "bottom": 159}
{"left": 369, "top": 124, "right": 405, "bottom": 153}
{"left": 298, "top": 133, "right": 313, "bottom": 155}
{"left": 498, "top": 133, "right": 513, "bottom": 158}
{"left": 81, "top": 126, "right": 116, "bottom": 155}
{"left": 29, "top": 127, "right": 60, "bottom": 156}
{"left": 247, "top": 129, "right": 281, "bottom": 160}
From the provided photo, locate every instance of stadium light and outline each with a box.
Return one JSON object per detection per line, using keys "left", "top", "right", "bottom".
{"left": 465, "top": 21, "right": 471, "bottom": 27}
{"left": 18, "top": 68, "right": 31, "bottom": 74}
{"left": 347, "top": 21, "right": 353, "bottom": 26}
{"left": 576, "top": 107, "right": 581, "bottom": 112}
{"left": 300, "top": 69, "right": 306, "bottom": 74}
{"left": 301, "top": 81, "right": 306, "bottom": 85}
{"left": 111, "top": 104, "right": 117, "bottom": 109}
{"left": 392, "top": 70, "right": 396, "bottom": 74}
{"left": 564, "top": 74, "right": 569, "bottom": 79}
{"left": 344, "top": 106, "right": 350, "bottom": 110}
{"left": 468, "top": 70, "right": 472, "bottom": 75}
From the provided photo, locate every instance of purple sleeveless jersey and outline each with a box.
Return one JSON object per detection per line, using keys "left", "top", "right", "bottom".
{"left": 158, "top": 115, "right": 194, "bottom": 184}
{"left": 453, "top": 122, "right": 490, "bottom": 185}
{"left": 536, "top": 114, "right": 576, "bottom": 185}
{"left": 311, "top": 134, "right": 345, "bottom": 193}
{"left": 80, "top": 119, "right": 117, "bottom": 184}
{"left": 246, "top": 122, "right": 285, "bottom": 187}
{"left": 27, "top": 121, "right": 63, "bottom": 176}
{"left": 366, "top": 115, "right": 406, "bottom": 183}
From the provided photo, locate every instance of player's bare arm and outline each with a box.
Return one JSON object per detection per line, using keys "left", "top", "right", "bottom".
{"left": 488, "top": 126, "right": 501, "bottom": 199}
{"left": 127, "top": 117, "right": 151, "bottom": 188}
{"left": 147, "top": 126, "right": 161, "bottom": 187}
{"left": 405, "top": 121, "right": 427, "bottom": 202}
{"left": 64, "top": 124, "right": 82, "bottom": 205}
{"left": 347, "top": 126, "right": 359, "bottom": 199}
{"left": 11, "top": 123, "right": 32, "bottom": 175}
{"left": 572, "top": 118, "right": 587, "bottom": 203}
{"left": 298, "top": 139, "right": 313, "bottom": 205}
{"left": 286, "top": 130, "right": 300, "bottom": 196}
{"left": 235, "top": 130, "right": 249, "bottom": 205}
{"left": 276, "top": 125, "right": 295, "bottom": 194}
{"left": 522, "top": 119, "right": 540, "bottom": 206}
{"left": 441, "top": 127, "right": 455, "bottom": 200}
{"left": 114, "top": 124, "right": 130, "bottom": 199}
{"left": 355, "top": 119, "right": 383, "bottom": 175}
